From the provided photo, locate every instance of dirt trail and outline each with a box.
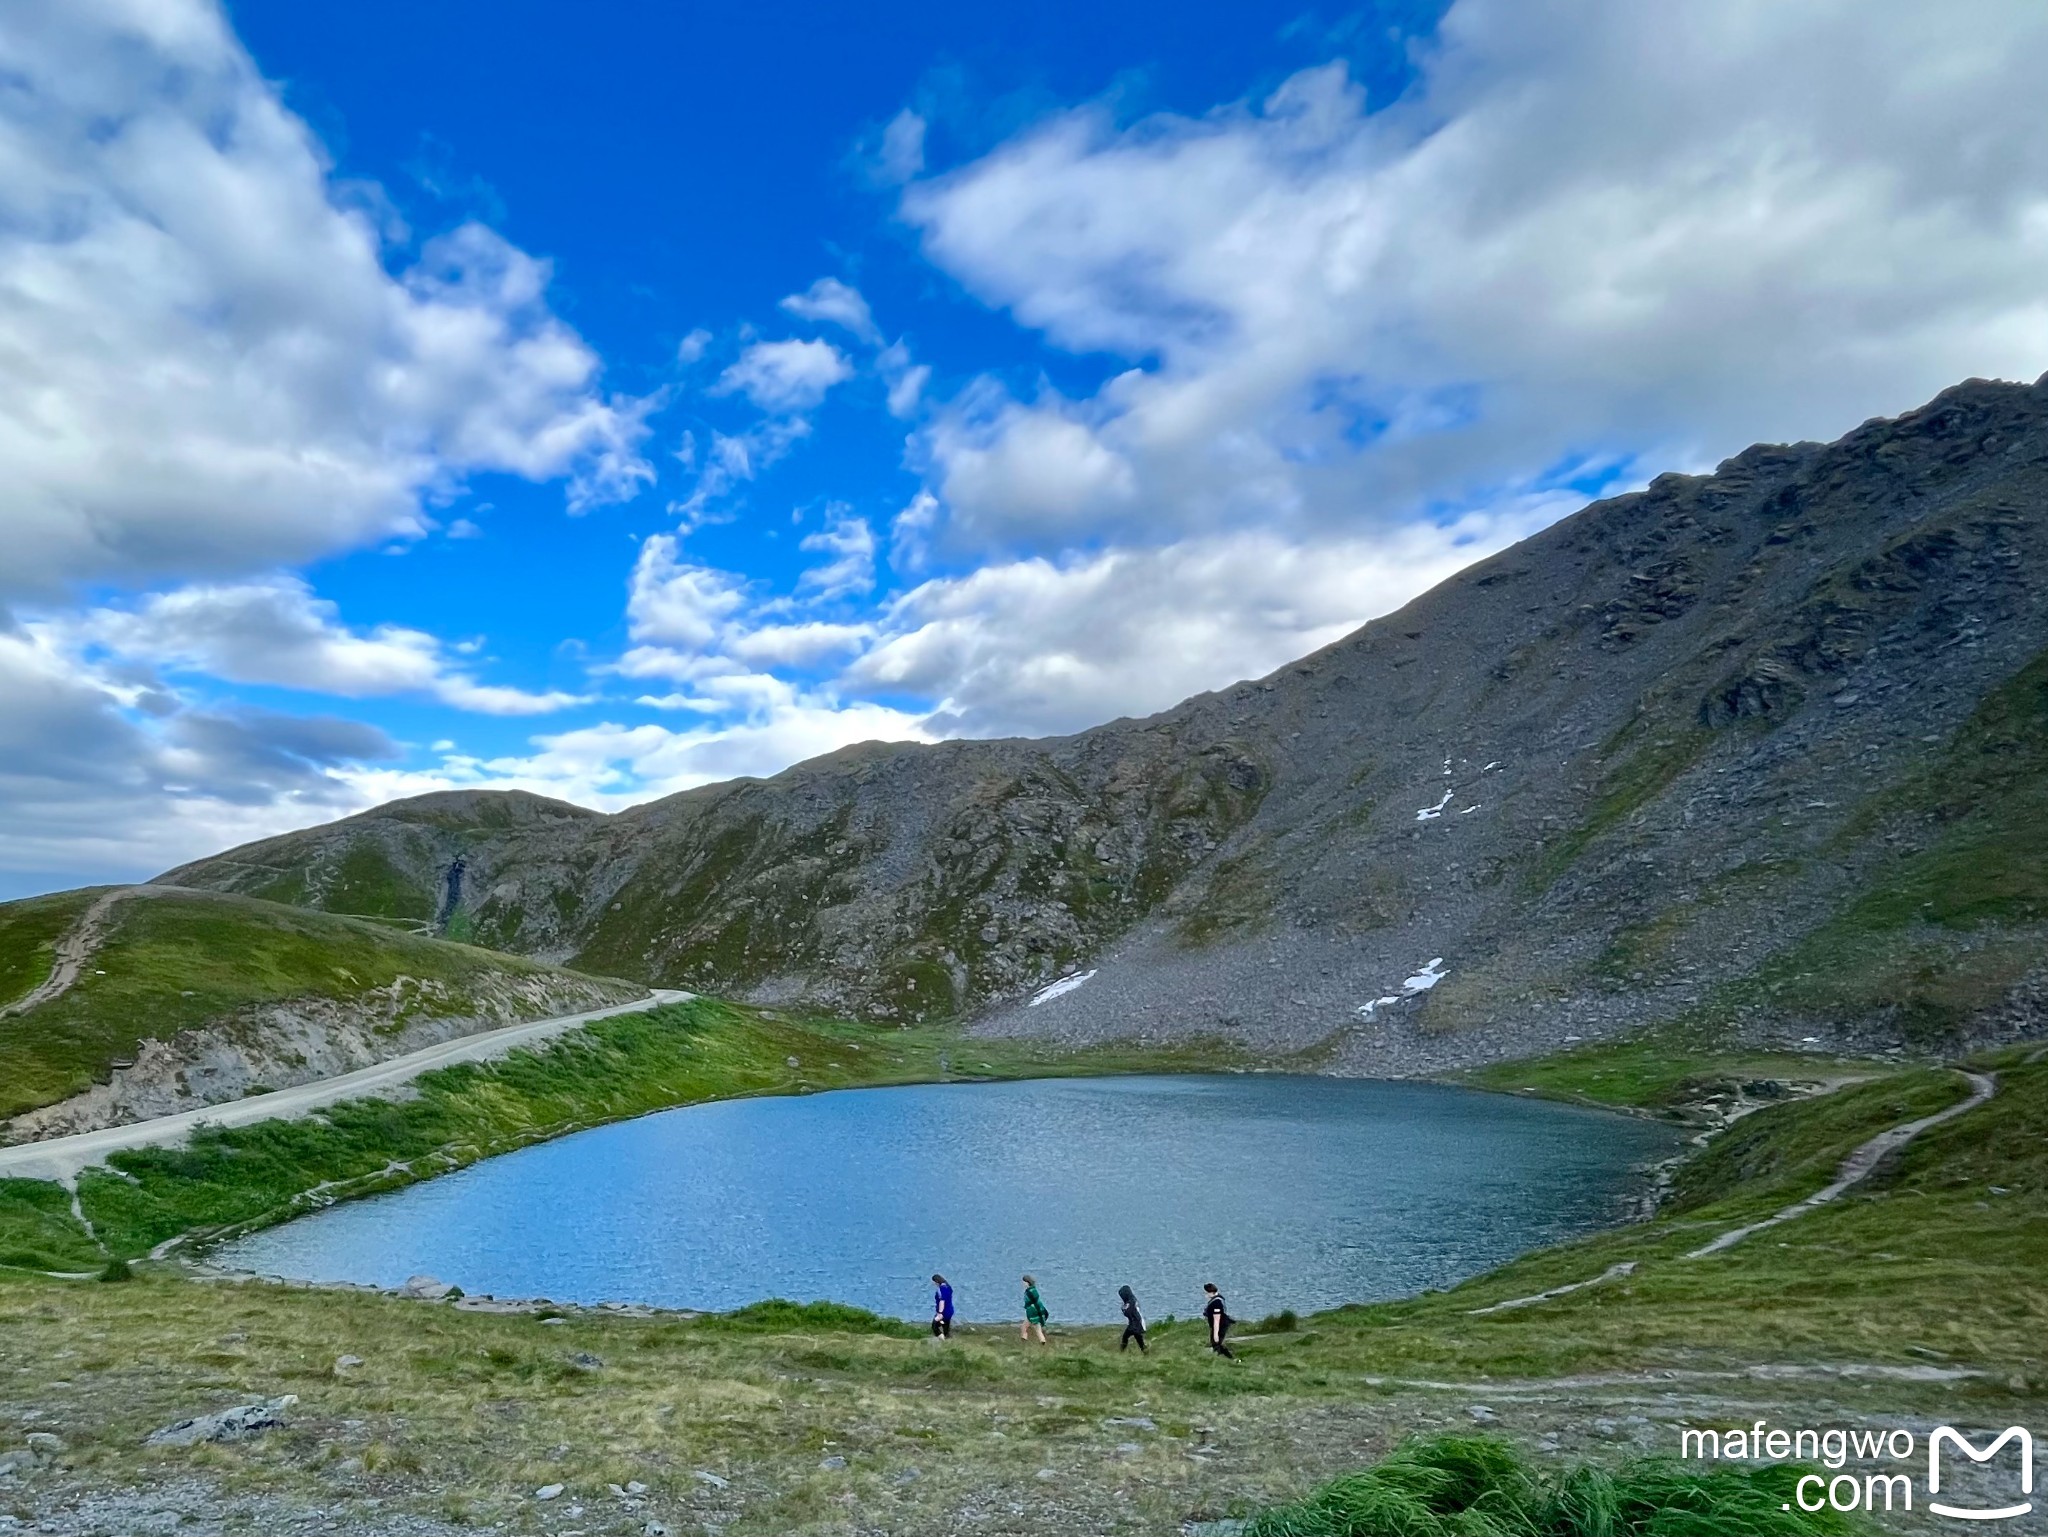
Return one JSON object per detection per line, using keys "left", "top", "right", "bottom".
{"left": 1685, "top": 1068, "right": 1997, "bottom": 1258}
{"left": 0, "top": 886, "right": 162, "bottom": 1020}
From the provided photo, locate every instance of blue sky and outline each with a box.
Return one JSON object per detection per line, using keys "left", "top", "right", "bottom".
{"left": 3, "top": 0, "right": 2047, "bottom": 895}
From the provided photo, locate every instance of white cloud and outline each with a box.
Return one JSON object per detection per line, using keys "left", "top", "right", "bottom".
{"left": 441, "top": 686, "right": 930, "bottom": 808}
{"left": 669, "top": 417, "right": 815, "bottom": 525}
{"left": 924, "top": 391, "right": 1139, "bottom": 543}
{"left": 780, "top": 277, "right": 881, "bottom": 343}
{"left": 879, "top": 110, "right": 928, "bottom": 184}
{"left": 723, "top": 622, "right": 875, "bottom": 667}
{"left": 0, "top": 0, "right": 653, "bottom": 601}
{"left": 716, "top": 338, "right": 854, "bottom": 413}
{"left": 851, "top": 503, "right": 1564, "bottom": 736}
{"left": 676, "top": 327, "right": 713, "bottom": 364}
{"left": 798, "top": 514, "right": 878, "bottom": 600}
{"left": 61, "top": 578, "right": 584, "bottom": 715}
{"left": 878, "top": 341, "right": 932, "bottom": 419}
{"left": 901, "top": 0, "right": 2048, "bottom": 557}
{"left": 624, "top": 536, "right": 750, "bottom": 651}
{"left": 617, "top": 528, "right": 875, "bottom": 684}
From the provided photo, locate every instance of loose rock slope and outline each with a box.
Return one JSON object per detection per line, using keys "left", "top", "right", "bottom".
{"left": 163, "top": 375, "right": 2048, "bottom": 1067}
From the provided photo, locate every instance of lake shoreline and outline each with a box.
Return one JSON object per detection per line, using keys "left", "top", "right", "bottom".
{"left": 207, "top": 1071, "right": 1680, "bottom": 1323}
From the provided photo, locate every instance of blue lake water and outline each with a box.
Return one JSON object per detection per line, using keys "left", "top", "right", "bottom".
{"left": 217, "top": 1074, "right": 1680, "bottom": 1323}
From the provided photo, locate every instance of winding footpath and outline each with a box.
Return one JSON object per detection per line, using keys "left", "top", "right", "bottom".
{"left": 0, "top": 886, "right": 164, "bottom": 1020}
{"left": 1684, "top": 1067, "right": 1997, "bottom": 1259}
{"left": 1472, "top": 1066, "right": 2001, "bottom": 1311}
{"left": 0, "top": 989, "right": 692, "bottom": 1186}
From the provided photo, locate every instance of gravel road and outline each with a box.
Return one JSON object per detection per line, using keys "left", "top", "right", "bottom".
{"left": 0, "top": 989, "right": 692, "bottom": 1185}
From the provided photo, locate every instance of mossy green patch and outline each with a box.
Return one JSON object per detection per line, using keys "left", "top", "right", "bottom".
{"left": 324, "top": 843, "right": 434, "bottom": 923}
{"left": 1464, "top": 1035, "right": 1870, "bottom": 1116}
{"left": 1174, "top": 843, "right": 1277, "bottom": 948}
{"left": 1664, "top": 1068, "right": 1968, "bottom": 1214}
{"left": 1523, "top": 727, "right": 1715, "bottom": 896}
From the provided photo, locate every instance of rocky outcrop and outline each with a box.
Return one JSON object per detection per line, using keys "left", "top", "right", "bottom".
{"left": 162, "top": 375, "right": 2048, "bottom": 1064}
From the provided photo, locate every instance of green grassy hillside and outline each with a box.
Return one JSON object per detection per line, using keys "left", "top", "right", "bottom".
{"left": 0, "top": 886, "right": 637, "bottom": 1122}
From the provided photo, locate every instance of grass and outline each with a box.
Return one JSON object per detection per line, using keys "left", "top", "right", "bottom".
{"left": 0, "top": 887, "right": 635, "bottom": 1121}
{"left": 0, "top": 1178, "right": 102, "bottom": 1272}
{"left": 0, "top": 887, "right": 97, "bottom": 1010}
{"left": 1244, "top": 1434, "right": 1850, "bottom": 1535}
{"left": 1462, "top": 1033, "right": 1875, "bottom": 1116}
{"left": 0, "top": 1036, "right": 2038, "bottom": 1532}
{"left": 0, "top": 997, "right": 1251, "bottom": 1264}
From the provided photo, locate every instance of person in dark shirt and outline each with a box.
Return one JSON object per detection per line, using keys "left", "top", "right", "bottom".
{"left": 1202, "top": 1282, "right": 1234, "bottom": 1358}
{"left": 931, "top": 1274, "right": 954, "bottom": 1339}
{"left": 1117, "top": 1285, "right": 1147, "bottom": 1353}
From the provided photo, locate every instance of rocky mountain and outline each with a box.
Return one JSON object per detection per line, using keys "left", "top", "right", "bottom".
{"left": 162, "top": 375, "right": 2048, "bottom": 1071}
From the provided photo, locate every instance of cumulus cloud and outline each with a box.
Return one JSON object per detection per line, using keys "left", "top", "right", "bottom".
{"left": 723, "top": 622, "right": 875, "bottom": 668}
{"left": 716, "top": 338, "right": 855, "bottom": 414}
{"left": 0, "top": 0, "right": 653, "bottom": 601}
{"left": 798, "top": 514, "right": 878, "bottom": 600}
{"left": 624, "top": 536, "right": 751, "bottom": 653}
{"left": 851, "top": 501, "right": 1567, "bottom": 737}
{"left": 618, "top": 526, "right": 877, "bottom": 683}
{"left": 65, "top": 578, "right": 585, "bottom": 714}
{"left": 780, "top": 277, "right": 881, "bottom": 343}
{"left": 901, "top": 0, "right": 2048, "bottom": 557}
{"left": 486, "top": 705, "right": 926, "bottom": 800}
{"left": 924, "top": 390, "right": 1139, "bottom": 542}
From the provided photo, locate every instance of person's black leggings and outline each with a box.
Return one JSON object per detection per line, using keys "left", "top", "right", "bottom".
{"left": 1120, "top": 1322, "right": 1146, "bottom": 1353}
{"left": 1209, "top": 1322, "right": 1234, "bottom": 1358}
{"left": 932, "top": 1316, "right": 951, "bottom": 1339}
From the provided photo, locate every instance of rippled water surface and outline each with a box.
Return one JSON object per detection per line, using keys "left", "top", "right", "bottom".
{"left": 220, "top": 1074, "right": 1679, "bottom": 1322}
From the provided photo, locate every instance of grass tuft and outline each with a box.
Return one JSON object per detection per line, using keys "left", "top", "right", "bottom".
{"left": 1246, "top": 1436, "right": 1850, "bottom": 1536}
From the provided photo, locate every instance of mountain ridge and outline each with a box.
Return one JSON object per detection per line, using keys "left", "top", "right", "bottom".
{"left": 157, "top": 374, "right": 2048, "bottom": 1066}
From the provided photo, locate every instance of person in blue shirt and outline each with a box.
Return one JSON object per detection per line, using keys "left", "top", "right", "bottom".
{"left": 931, "top": 1274, "right": 954, "bottom": 1339}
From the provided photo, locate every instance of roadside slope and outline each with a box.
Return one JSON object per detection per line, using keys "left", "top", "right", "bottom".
{"left": 0, "top": 989, "right": 687, "bottom": 1186}
{"left": 0, "top": 885, "right": 642, "bottom": 1139}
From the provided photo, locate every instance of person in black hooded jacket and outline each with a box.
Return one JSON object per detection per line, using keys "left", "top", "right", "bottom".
{"left": 1117, "top": 1285, "right": 1146, "bottom": 1353}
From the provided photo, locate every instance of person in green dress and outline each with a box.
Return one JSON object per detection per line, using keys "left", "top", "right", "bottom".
{"left": 1020, "top": 1274, "right": 1049, "bottom": 1344}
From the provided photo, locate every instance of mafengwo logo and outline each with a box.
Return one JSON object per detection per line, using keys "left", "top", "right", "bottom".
{"left": 1929, "top": 1426, "right": 2033, "bottom": 1523}
{"left": 1681, "top": 1420, "right": 2034, "bottom": 1521}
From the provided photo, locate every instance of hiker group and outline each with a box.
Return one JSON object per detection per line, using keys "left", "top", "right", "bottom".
{"left": 928, "top": 1274, "right": 1235, "bottom": 1357}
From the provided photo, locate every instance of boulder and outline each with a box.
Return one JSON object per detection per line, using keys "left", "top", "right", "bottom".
{"left": 400, "top": 1274, "right": 454, "bottom": 1300}
{"left": 146, "top": 1395, "right": 297, "bottom": 1447}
